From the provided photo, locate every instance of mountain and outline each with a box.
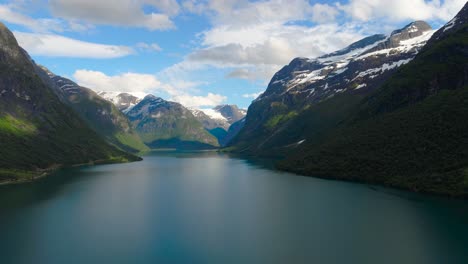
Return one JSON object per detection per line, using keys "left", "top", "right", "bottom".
{"left": 190, "top": 108, "right": 230, "bottom": 130}
{"left": 98, "top": 92, "right": 143, "bottom": 113}
{"left": 230, "top": 20, "right": 435, "bottom": 155}
{"left": 127, "top": 95, "right": 219, "bottom": 149}
{"left": 222, "top": 117, "right": 246, "bottom": 147}
{"left": 278, "top": 4, "right": 468, "bottom": 196}
{"left": 35, "top": 68, "right": 148, "bottom": 153}
{"left": 190, "top": 105, "right": 247, "bottom": 146}
{"left": 213, "top": 105, "right": 247, "bottom": 124}
{"left": 0, "top": 22, "right": 139, "bottom": 182}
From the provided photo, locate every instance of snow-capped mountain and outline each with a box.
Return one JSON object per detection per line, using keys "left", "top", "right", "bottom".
{"left": 260, "top": 21, "right": 435, "bottom": 104}
{"left": 231, "top": 20, "right": 436, "bottom": 152}
{"left": 190, "top": 105, "right": 247, "bottom": 130}
{"left": 98, "top": 91, "right": 145, "bottom": 113}
{"left": 190, "top": 108, "right": 230, "bottom": 130}
{"left": 213, "top": 105, "right": 247, "bottom": 124}
{"left": 189, "top": 104, "right": 247, "bottom": 146}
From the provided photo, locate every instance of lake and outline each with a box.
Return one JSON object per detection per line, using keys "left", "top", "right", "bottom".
{"left": 0, "top": 152, "right": 467, "bottom": 264}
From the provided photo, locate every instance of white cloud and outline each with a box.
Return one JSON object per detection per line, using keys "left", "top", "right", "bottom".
{"left": 0, "top": 4, "right": 92, "bottom": 33}
{"left": 74, "top": 70, "right": 162, "bottom": 94}
{"left": 73, "top": 69, "right": 227, "bottom": 108}
{"left": 148, "top": 0, "right": 181, "bottom": 16}
{"left": 339, "top": 0, "right": 466, "bottom": 22}
{"left": 172, "top": 93, "right": 227, "bottom": 108}
{"left": 189, "top": 23, "right": 364, "bottom": 67}
{"left": 137, "top": 42, "right": 163, "bottom": 52}
{"left": 242, "top": 92, "right": 263, "bottom": 99}
{"left": 14, "top": 32, "right": 134, "bottom": 58}
{"left": 226, "top": 66, "right": 279, "bottom": 83}
{"left": 311, "top": 3, "right": 340, "bottom": 23}
{"left": 0, "top": 4, "right": 64, "bottom": 32}
{"left": 49, "top": 0, "right": 178, "bottom": 30}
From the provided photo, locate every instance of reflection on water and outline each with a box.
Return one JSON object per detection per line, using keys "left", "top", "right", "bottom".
{"left": 0, "top": 152, "right": 467, "bottom": 264}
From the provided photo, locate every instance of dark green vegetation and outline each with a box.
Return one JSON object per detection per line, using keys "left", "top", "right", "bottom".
{"left": 38, "top": 69, "right": 149, "bottom": 153}
{"left": 232, "top": 3, "right": 468, "bottom": 197}
{"left": 0, "top": 22, "right": 140, "bottom": 183}
{"left": 127, "top": 95, "right": 219, "bottom": 150}
{"left": 281, "top": 18, "right": 468, "bottom": 197}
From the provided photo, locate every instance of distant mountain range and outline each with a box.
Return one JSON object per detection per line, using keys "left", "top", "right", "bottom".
{"left": 98, "top": 92, "right": 247, "bottom": 147}
{"left": 229, "top": 2, "right": 468, "bottom": 197}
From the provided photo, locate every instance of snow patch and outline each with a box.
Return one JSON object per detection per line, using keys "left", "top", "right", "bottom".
{"left": 199, "top": 108, "right": 227, "bottom": 121}
{"left": 443, "top": 17, "right": 457, "bottom": 32}
{"left": 355, "top": 83, "right": 367, "bottom": 89}
{"left": 354, "top": 59, "right": 412, "bottom": 80}
{"left": 358, "top": 30, "right": 435, "bottom": 60}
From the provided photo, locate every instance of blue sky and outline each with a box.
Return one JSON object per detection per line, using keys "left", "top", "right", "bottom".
{"left": 0, "top": 0, "right": 464, "bottom": 109}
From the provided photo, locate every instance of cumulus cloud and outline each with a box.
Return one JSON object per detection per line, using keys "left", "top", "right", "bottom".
{"left": 14, "top": 32, "right": 135, "bottom": 58}
{"left": 339, "top": 0, "right": 466, "bottom": 22}
{"left": 191, "top": 23, "right": 363, "bottom": 67}
{"left": 0, "top": 4, "right": 91, "bottom": 33}
{"left": 73, "top": 69, "right": 227, "bottom": 108}
{"left": 172, "top": 93, "right": 227, "bottom": 108}
{"left": 311, "top": 3, "right": 340, "bottom": 23}
{"left": 49, "top": 0, "right": 178, "bottom": 30}
{"left": 74, "top": 70, "right": 162, "bottom": 94}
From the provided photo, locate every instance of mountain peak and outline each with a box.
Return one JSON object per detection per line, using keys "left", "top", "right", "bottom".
{"left": 0, "top": 22, "right": 26, "bottom": 64}
{"left": 391, "top": 21, "right": 432, "bottom": 37}
{"left": 142, "top": 94, "right": 166, "bottom": 104}
{"left": 144, "top": 94, "right": 158, "bottom": 100}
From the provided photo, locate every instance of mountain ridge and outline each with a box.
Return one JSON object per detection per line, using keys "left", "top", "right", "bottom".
{"left": 0, "top": 22, "right": 140, "bottom": 182}
{"left": 230, "top": 20, "right": 435, "bottom": 154}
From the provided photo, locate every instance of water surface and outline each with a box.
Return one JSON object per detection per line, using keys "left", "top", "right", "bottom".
{"left": 0, "top": 152, "right": 467, "bottom": 264}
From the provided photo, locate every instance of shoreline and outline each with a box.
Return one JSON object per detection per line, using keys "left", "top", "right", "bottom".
{"left": 0, "top": 156, "right": 143, "bottom": 186}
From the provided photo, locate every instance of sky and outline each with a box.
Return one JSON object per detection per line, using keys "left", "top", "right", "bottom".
{"left": 0, "top": 0, "right": 465, "bottom": 109}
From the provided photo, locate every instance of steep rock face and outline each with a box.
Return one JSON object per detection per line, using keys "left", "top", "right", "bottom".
{"left": 0, "top": 23, "right": 138, "bottom": 181}
{"left": 231, "top": 21, "right": 434, "bottom": 153}
{"left": 279, "top": 3, "right": 468, "bottom": 197}
{"left": 36, "top": 68, "right": 148, "bottom": 153}
{"left": 127, "top": 95, "right": 219, "bottom": 149}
